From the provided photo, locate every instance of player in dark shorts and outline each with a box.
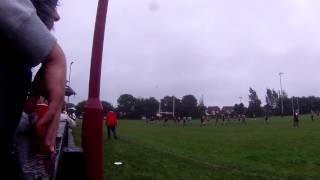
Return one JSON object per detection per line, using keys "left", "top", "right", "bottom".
{"left": 221, "top": 114, "right": 225, "bottom": 124}
{"left": 215, "top": 113, "right": 220, "bottom": 125}
{"left": 241, "top": 114, "right": 247, "bottom": 125}
{"left": 163, "top": 115, "right": 169, "bottom": 126}
{"left": 226, "top": 113, "right": 230, "bottom": 123}
{"left": 265, "top": 113, "right": 269, "bottom": 124}
{"left": 182, "top": 117, "right": 186, "bottom": 126}
{"left": 200, "top": 115, "right": 205, "bottom": 127}
{"left": 293, "top": 111, "right": 299, "bottom": 128}
{"left": 311, "top": 111, "right": 314, "bottom": 121}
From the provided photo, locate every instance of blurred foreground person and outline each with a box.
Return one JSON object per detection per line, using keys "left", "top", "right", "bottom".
{"left": 105, "top": 111, "right": 118, "bottom": 139}
{"left": 0, "top": 0, "right": 66, "bottom": 178}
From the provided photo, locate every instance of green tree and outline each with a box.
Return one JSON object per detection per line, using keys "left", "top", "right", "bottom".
{"left": 117, "top": 94, "right": 136, "bottom": 118}
{"left": 247, "top": 88, "right": 263, "bottom": 117}
{"left": 234, "top": 103, "right": 246, "bottom": 115}
{"left": 101, "top": 101, "right": 114, "bottom": 116}
{"left": 198, "top": 96, "right": 206, "bottom": 117}
{"left": 265, "top": 88, "right": 279, "bottom": 115}
{"left": 144, "top": 97, "right": 159, "bottom": 117}
{"left": 181, "top": 95, "right": 198, "bottom": 117}
{"left": 161, "top": 96, "right": 174, "bottom": 113}
{"left": 75, "top": 100, "right": 86, "bottom": 117}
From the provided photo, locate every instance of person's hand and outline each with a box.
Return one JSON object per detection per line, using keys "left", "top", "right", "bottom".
{"left": 28, "top": 43, "right": 66, "bottom": 153}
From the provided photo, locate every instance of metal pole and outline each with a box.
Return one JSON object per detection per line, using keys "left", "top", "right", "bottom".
{"left": 82, "top": 0, "right": 109, "bottom": 179}
{"left": 297, "top": 98, "right": 300, "bottom": 113}
{"left": 279, "top": 72, "right": 284, "bottom": 117}
{"left": 67, "top": 61, "right": 74, "bottom": 105}
{"left": 292, "top": 97, "right": 294, "bottom": 115}
{"left": 159, "top": 99, "right": 161, "bottom": 114}
{"left": 173, "top": 96, "right": 175, "bottom": 118}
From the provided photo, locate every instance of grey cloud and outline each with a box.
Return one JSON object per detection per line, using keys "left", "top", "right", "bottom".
{"left": 55, "top": 0, "right": 320, "bottom": 107}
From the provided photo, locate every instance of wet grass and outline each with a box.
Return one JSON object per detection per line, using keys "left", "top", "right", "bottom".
{"left": 74, "top": 115, "right": 320, "bottom": 179}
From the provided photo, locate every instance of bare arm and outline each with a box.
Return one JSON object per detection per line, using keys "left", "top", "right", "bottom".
{"left": 30, "top": 43, "right": 66, "bottom": 153}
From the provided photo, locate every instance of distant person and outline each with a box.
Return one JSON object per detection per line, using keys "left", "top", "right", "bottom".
{"left": 182, "top": 116, "right": 187, "bottom": 126}
{"left": 187, "top": 116, "right": 192, "bottom": 125}
{"left": 177, "top": 116, "right": 181, "bottom": 125}
{"left": 237, "top": 114, "right": 241, "bottom": 123}
{"left": 221, "top": 114, "right": 226, "bottom": 125}
{"left": 311, "top": 111, "right": 314, "bottom": 122}
{"left": 226, "top": 113, "right": 230, "bottom": 123}
{"left": 142, "top": 116, "right": 148, "bottom": 124}
{"left": 200, "top": 115, "right": 206, "bottom": 127}
{"left": 67, "top": 107, "right": 77, "bottom": 120}
{"left": 293, "top": 111, "right": 299, "bottom": 128}
{"left": 215, "top": 114, "right": 219, "bottom": 125}
{"left": 163, "top": 115, "right": 169, "bottom": 126}
{"left": 265, "top": 112, "right": 269, "bottom": 124}
{"left": 61, "top": 111, "right": 76, "bottom": 129}
{"left": 105, "top": 111, "right": 118, "bottom": 139}
{"left": 241, "top": 115, "right": 247, "bottom": 125}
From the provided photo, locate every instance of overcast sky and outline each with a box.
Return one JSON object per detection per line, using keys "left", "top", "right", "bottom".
{"left": 53, "top": 0, "right": 320, "bottom": 107}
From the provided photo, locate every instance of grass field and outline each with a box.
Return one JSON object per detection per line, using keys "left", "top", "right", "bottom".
{"left": 73, "top": 115, "right": 320, "bottom": 179}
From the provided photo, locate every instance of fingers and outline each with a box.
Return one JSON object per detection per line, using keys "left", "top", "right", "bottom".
{"left": 35, "top": 109, "right": 59, "bottom": 153}
{"left": 35, "top": 109, "right": 53, "bottom": 137}
{"left": 44, "top": 113, "right": 59, "bottom": 153}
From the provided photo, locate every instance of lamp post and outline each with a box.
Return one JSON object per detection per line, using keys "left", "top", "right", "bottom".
{"left": 67, "top": 61, "right": 74, "bottom": 104}
{"left": 297, "top": 97, "right": 300, "bottom": 113}
{"left": 279, "top": 72, "right": 284, "bottom": 117}
{"left": 82, "top": 0, "right": 109, "bottom": 179}
{"left": 172, "top": 96, "right": 175, "bottom": 118}
{"left": 159, "top": 98, "right": 161, "bottom": 115}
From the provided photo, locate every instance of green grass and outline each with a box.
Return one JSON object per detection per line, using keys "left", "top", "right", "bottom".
{"left": 74, "top": 115, "right": 320, "bottom": 179}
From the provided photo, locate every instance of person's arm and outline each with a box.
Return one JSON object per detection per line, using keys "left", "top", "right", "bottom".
{"left": 0, "top": 0, "right": 57, "bottom": 66}
{"left": 31, "top": 43, "right": 66, "bottom": 153}
{"left": 1, "top": 0, "right": 65, "bottom": 153}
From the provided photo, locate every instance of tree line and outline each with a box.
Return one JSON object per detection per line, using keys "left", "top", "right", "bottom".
{"left": 235, "top": 88, "right": 320, "bottom": 118}
{"left": 70, "top": 89, "right": 320, "bottom": 119}
{"left": 73, "top": 94, "right": 204, "bottom": 119}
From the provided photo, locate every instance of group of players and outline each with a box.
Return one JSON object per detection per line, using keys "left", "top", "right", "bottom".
{"left": 143, "top": 110, "right": 318, "bottom": 128}
{"left": 143, "top": 112, "right": 247, "bottom": 126}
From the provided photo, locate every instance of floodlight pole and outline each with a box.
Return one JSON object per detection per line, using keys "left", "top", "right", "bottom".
{"left": 67, "top": 61, "right": 74, "bottom": 104}
{"left": 159, "top": 99, "right": 161, "bottom": 114}
{"left": 297, "top": 98, "right": 300, "bottom": 113}
{"left": 172, "top": 96, "right": 175, "bottom": 118}
{"left": 291, "top": 97, "right": 294, "bottom": 115}
{"left": 279, "top": 72, "right": 284, "bottom": 117}
{"left": 82, "top": 0, "right": 109, "bottom": 180}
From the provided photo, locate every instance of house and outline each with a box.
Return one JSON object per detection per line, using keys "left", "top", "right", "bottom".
{"left": 207, "top": 106, "right": 220, "bottom": 115}
{"left": 221, "top": 106, "right": 234, "bottom": 114}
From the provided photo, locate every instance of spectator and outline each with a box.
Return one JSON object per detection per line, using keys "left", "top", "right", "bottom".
{"left": 61, "top": 111, "right": 76, "bottom": 129}
{"left": 0, "top": 0, "right": 66, "bottom": 178}
{"left": 105, "top": 111, "right": 118, "bottom": 139}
